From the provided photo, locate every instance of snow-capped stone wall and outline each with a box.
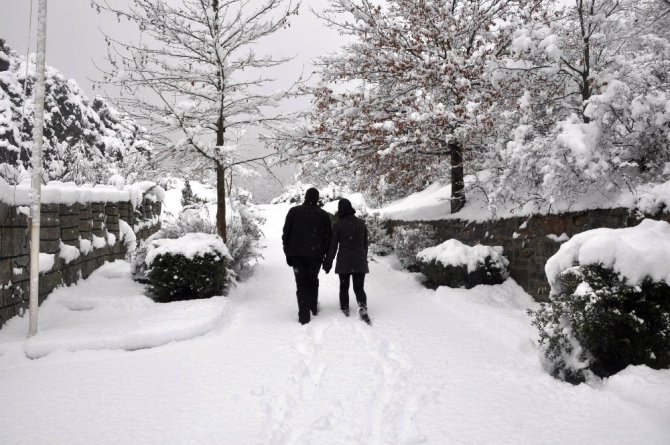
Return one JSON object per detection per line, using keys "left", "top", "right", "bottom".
{"left": 388, "top": 208, "right": 670, "bottom": 301}
{"left": 0, "top": 195, "right": 161, "bottom": 326}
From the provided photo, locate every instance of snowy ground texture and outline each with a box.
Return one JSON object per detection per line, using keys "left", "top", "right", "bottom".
{"left": 1, "top": 204, "right": 669, "bottom": 445}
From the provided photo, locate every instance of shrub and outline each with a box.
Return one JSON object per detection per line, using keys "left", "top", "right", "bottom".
{"left": 145, "top": 233, "right": 231, "bottom": 302}
{"left": 417, "top": 239, "right": 508, "bottom": 289}
{"left": 529, "top": 264, "right": 670, "bottom": 384}
{"left": 181, "top": 179, "right": 207, "bottom": 207}
{"left": 226, "top": 189, "right": 265, "bottom": 278}
{"left": 391, "top": 224, "right": 437, "bottom": 271}
{"left": 362, "top": 212, "right": 393, "bottom": 256}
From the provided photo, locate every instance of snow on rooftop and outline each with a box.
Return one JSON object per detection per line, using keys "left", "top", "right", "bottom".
{"left": 545, "top": 219, "right": 670, "bottom": 293}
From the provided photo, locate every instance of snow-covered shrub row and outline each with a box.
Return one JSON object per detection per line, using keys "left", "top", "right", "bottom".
{"left": 417, "top": 240, "right": 509, "bottom": 289}
{"left": 391, "top": 224, "right": 437, "bottom": 271}
{"left": 530, "top": 220, "right": 670, "bottom": 383}
{"left": 133, "top": 180, "right": 263, "bottom": 288}
{"left": 271, "top": 182, "right": 346, "bottom": 205}
{"left": 0, "top": 39, "right": 153, "bottom": 185}
{"left": 145, "top": 233, "right": 232, "bottom": 302}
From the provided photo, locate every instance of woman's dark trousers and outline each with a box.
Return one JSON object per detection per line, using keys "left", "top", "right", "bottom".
{"left": 292, "top": 257, "right": 322, "bottom": 324}
{"left": 338, "top": 273, "right": 367, "bottom": 311}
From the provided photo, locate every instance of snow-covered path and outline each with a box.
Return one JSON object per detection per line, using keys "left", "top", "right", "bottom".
{"left": 1, "top": 204, "right": 669, "bottom": 445}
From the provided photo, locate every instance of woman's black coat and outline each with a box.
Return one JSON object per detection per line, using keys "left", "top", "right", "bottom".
{"left": 325, "top": 215, "right": 369, "bottom": 274}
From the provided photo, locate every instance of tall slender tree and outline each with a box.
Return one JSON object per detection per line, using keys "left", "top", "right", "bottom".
{"left": 93, "top": 0, "right": 299, "bottom": 240}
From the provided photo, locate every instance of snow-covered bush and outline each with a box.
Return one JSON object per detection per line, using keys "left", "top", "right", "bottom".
{"left": 363, "top": 212, "right": 393, "bottom": 256}
{"left": 145, "top": 233, "right": 232, "bottom": 302}
{"left": 226, "top": 189, "right": 265, "bottom": 278}
{"left": 530, "top": 219, "right": 670, "bottom": 383}
{"left": 132, "top": 202, "right": 217, "bottom": 282}
{"left": 181, "top": 180, "right": 206, "bottom": 207}
{"left": 391, "top": 224, "right": 437, "bottom": 271}
{"left": 529, "top": 265, "right": 670, "bottom": 384}
{"left": 417, "top": 240, "right": 509, "bottom": 289}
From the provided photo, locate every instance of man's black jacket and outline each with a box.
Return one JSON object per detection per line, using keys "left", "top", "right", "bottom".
{"left": 282, "top": 203, "right": 332, "bottom": 259}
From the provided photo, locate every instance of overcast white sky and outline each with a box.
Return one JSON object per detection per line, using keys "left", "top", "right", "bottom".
{"left": 0, "top": 0, "right": 346, "bottom": 201}
{"left": 0, "top": 0, "right": 343, "bottom": 97}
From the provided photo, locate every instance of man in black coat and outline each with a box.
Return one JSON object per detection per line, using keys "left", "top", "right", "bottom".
{"left": 282, "top": 187, "right": 332, "bottom": 324}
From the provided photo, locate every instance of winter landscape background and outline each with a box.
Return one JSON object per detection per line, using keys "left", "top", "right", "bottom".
{"left": 2, "top": 0, "right": 670, "bottom": 444}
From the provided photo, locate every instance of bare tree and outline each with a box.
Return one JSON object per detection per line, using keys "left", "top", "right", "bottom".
{"left": 92, "top": 0, "right": 299, "bottom": 240}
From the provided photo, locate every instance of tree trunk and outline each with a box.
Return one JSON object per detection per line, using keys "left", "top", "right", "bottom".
{"left": 215, "top": 116, "right": 227, "bottom": 242}
{"left": 216, "top": 162, "right": 227, "bottom": 243}
{"left": 450, "top": 141, "right": 465, "bottom": 214}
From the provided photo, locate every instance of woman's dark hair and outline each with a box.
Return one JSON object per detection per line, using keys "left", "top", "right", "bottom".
{"left": 337, "top": 198, "right": 356, "bottom": 218}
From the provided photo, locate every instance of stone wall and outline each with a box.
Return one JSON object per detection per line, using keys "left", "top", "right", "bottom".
{"left": 388, "top": 208, "right": 670, "bottom": 302}
{"left": 0, "top": 199, "right": 161, "bottom": 326}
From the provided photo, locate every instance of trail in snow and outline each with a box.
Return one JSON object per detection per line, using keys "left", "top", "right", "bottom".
{"left": 0, "top": 204, "right": 669, "bottom": 445}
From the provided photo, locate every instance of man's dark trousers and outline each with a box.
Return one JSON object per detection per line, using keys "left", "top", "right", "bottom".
{"left": 291, "top": 256, "right": 321, "bottom": 324}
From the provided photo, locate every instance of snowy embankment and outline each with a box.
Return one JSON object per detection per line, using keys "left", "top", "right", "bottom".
{"left": 376, "top": 178, "right": 670, "bottom": 221}
{"left": 0, "top": 261, "right": 230, "bottom": 359}
{"left": 0, "top": 204, "right": 668, "bottom": 444}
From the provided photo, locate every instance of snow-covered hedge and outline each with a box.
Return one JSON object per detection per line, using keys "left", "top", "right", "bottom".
{"left": 146, "top": 233, "right": 232, "bottom": 302}
{"left": 417, "top": 239, "right": 509, "bottom": 289}
{"left": 391, "top": 224, "right": 437, "bottom": 271}
{"left": 530, "top": 219, "right": 670, "bottom": 383}
{"left": 545, "top": 219, "right": 670, "bottom": 295}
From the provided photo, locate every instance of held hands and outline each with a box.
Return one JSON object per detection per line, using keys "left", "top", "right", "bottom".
{"left": 322, "top": 262, "right": 332, "bottom": 274}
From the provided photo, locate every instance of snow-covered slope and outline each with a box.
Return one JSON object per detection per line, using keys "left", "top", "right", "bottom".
{"left": 0, "top": 204, "right": 668, "bottom": 444}
{"left": 0, "top": 39, "right": 152, "bottom": 185}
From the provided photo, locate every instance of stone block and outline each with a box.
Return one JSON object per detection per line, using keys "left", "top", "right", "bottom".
{"left": 61, "top": 226, "right": 79, "bottom": 242}
{"left": 0, "top": 227, "right": 29, "bottom": 256}
{"left": 39, "top": 270, "right": 63, "bottom": 296}
{"left": 59, "top": 214, "right": 80, "bottom": 229}
{"left": 61, "top": 264, "right": 81, "bottom": 286}
{"left": 0, "top": 258, "right": 13, "bottom": 286}
{"left": 0, "top": 204, "right": 29, "bottom": 227}
{"left": 0, "top": 305, "right": 17, "bottom": 327}
{"left": 79, "top": 219, "right": 94, "bottom": 232}
{"left": 39, "top": 238, "right": 60, "bottom": 254}
{"left": 40, "top": 226, "right": 61, "bottom": 241}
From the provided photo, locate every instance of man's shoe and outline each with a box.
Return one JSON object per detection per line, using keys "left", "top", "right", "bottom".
{"left": 311, "top": 304, "right": 319, "bottom": 316}
{"left": 341, "top": 308, "right": 350, "bottom": 317}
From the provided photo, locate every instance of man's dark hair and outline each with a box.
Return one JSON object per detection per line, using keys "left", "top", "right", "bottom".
{"left": 304, "top": 187, "right": 319, "bottom": 205}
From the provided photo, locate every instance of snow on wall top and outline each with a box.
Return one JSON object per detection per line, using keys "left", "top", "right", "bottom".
{"left": 0, "top": 177, "right": 164, "bottom": 206}
{"left": 545, "top": 219, "right": 670, "bottom": 292}
{"left": 417, "top": 239, "right": 508, "bottom": 272}
{"left": 144, "top": 233, "right": 232, "bottom": 266}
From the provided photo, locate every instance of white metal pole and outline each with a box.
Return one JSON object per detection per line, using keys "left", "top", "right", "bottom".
{"left": 28, "top": 0, "right": 48, "bottom": 337}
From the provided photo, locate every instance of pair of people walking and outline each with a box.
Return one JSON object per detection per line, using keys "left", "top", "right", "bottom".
{"left": 282, "top": 188, "right": 371, "bottom": 325}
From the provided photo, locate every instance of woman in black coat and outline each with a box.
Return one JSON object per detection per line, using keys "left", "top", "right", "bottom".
{"left": 323, "top": 199, "right": 371, "bottom": 324}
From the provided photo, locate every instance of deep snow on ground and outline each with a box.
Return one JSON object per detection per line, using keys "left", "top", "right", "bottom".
{"left": 1, "top": 204, "right": 669, "bottom": 445}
